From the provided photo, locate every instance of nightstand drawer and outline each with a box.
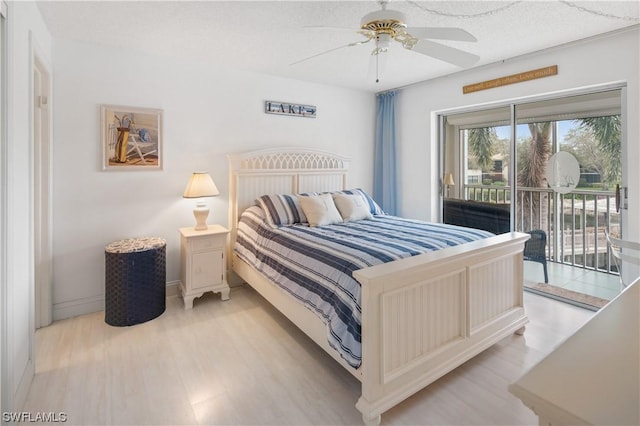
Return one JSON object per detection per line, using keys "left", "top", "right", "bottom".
{"left": 191, "top": 236, "right": 222, "bottom": 252}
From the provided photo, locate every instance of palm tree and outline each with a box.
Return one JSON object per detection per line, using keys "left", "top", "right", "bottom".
{"left": 578, "top": 116, "right": 621, "bottom": 183}
{"left": 517, "top": 123, "right": 551, "bottom": 231}
{"left": 469, "top": 118, "right": 617, "bottom": 231}
{"left": 468, "top": 127, "right": 496, "bottom": 173}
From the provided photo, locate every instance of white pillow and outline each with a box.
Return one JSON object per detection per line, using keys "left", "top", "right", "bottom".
{"left": 298, "top": 193, "right": 343, "bottom": 227}
{"left": 333, "top": 193, "right": 373, "bottom": 222}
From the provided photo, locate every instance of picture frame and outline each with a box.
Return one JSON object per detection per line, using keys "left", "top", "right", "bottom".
{"left": 101, "top": 104, "right": 163, "bottom": 170}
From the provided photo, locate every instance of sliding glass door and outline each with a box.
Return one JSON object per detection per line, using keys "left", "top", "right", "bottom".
{"left": 514, "top": 90, "right": 622, "bottom": 263}
{"left": 440, "top": 87, "right": 625, "bottom": 305}
{"left": 441, "top": 106, "right": 512, "bottom": 234}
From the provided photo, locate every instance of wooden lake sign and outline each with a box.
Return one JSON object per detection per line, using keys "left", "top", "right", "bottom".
{"left": 463, "top": 65, "right": 558, "bottom": 94}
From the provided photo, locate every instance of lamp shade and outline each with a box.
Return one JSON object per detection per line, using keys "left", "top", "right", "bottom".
{"left": 183, "top": 172, "right": 219, "bottom": 198}
{"left": 444, "top": 173, "right": 455, "bottom": 186}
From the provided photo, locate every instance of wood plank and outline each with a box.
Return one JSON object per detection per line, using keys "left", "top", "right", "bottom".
{"left": 463, "top": 65, "right": 558, "bottom": 94}
{"left": 23, "top": 287, "right": 592, "bottom": 425}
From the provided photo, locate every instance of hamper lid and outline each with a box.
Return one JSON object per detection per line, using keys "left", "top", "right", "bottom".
{"left": 105, "top": 237, "right": 166, "bottom": 253}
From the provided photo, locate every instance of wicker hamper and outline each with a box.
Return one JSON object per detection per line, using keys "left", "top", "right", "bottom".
{"left": 105, "top": 237, "right": 166, "bottom": 326}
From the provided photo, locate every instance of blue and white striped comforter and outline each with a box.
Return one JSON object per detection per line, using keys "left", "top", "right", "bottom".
{"left": 234, "top": 205, "right": 494, "bottom": 369}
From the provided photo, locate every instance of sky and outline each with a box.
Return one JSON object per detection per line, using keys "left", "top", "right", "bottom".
{"left": 494, "top": 121, "right": 576, "bottom": 142}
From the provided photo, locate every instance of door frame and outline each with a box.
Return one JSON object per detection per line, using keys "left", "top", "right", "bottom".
{"left": 438, "top": 81, "right": 629, "bottom": 238}
{"left": 32, "top": 35, "right": 52, "bottom": 329}
{"left": 0, "top": 0, "right": 8, "bottom": 413}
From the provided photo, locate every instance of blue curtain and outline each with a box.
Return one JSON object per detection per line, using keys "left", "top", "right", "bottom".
{"left": 374, "top": 91, "right": 397, "bottom": 215}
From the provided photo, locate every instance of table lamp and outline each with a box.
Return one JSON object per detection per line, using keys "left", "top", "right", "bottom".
{"left": 444, "top": 172, "right": 455, "bottom": 197}
{"left": 183, "top": 172, "right": 219, "bottom": 230}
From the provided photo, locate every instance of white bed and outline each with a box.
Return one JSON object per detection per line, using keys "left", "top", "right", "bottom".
{"left": 228, "top": 147, "right": 529, "bottom": 425}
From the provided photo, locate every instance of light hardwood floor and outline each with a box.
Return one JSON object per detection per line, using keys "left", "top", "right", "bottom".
{"left": 24, "top": 285, "right": 593, "bottom": 425}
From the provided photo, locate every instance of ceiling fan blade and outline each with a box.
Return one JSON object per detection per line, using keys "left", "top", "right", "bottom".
{"left": 302, "top": 25, "right": 359, "bottom": 33}
{"left": 411, "top": 39, "right": 480, "bottom": 67}
{"left": 406, "top": 27, "right": 477, "bottom": 42}
{"left": 290, "top": 39, "right": 371, "bottom": 66}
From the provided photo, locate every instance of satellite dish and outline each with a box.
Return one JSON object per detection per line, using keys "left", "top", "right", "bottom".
{"left": 546, "top": 152, "right": 580, "bottom": 194}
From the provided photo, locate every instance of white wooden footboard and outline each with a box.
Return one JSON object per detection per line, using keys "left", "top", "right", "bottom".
{"left": 353, "top": 232, "right": 530, "bottom": 425}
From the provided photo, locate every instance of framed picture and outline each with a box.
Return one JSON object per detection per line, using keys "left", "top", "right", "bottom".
{"left": 101, "top": 105, "right": 163, "bottom": 170}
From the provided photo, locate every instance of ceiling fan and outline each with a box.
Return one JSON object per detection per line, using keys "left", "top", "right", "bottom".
{"left": 292, "top": 1, "right": 480, "bottom": 80}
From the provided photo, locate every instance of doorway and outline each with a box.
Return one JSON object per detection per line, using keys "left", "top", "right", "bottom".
{"left": 440, "top": 86, "right": 626, "bottom": 309}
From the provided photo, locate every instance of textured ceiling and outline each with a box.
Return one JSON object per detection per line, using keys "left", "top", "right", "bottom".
{"left": 36, "top": 1, "right": 639, "bottom": 92}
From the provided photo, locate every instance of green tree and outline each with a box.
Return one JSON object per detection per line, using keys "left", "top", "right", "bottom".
{"left": 494, "top": 135, "right": 511, "bottom": 168}
{"left": 577, "top": 116, "right": 621, "bottom": 183}
{"left": 468, "top": 127, "right": 496, "bottom": 172}
{"left": 562, "top": 126, "right": 606, "bottom": 187}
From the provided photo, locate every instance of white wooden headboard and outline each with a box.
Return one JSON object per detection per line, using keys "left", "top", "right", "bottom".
{"left": 227, "top": 147, "right": 350, "bottom": 235}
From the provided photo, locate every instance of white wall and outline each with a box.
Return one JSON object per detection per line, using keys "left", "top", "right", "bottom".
{"left": 2, "top": 0, "right": 52, "bottom": 413}
{"left": 395, "top": 26, "right": 639, "bottom": 244}
{"left": 51, "top": 38, "right": 376, "bottom": 320}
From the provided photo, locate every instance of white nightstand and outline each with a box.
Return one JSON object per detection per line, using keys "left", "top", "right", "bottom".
{"left": 179, "top": 224, "right": 230, "bottom": 309}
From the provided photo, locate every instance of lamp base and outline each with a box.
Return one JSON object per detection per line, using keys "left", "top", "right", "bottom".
{"left": 193, "top": 202, "right": 210, "bottom": 231}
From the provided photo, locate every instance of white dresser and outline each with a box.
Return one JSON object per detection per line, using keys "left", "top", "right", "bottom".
{"left": 510, "top": 279, "right": 639, "bottom": 425}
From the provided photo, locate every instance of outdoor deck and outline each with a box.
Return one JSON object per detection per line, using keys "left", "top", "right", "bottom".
{"left": 465, "top": 184, "right": 624, "bottom": 310}
{"left": 524, "top": 260, "right": 621, "bottom": 310}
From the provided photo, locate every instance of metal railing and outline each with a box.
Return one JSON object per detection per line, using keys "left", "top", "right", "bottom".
{"left": 464, "top": 184, "right": 620, "bottom": 275}
{"left": 466, "top": 185, "right": 510, "bottom": 204}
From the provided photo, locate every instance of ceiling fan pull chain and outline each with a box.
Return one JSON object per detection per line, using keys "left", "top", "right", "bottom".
{"left": 375, "top": 36, "right": 380, "bottom": 83}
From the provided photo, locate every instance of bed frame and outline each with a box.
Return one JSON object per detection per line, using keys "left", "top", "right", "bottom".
{"left": 228, "top": 147, "right": 529, "bottom": 425}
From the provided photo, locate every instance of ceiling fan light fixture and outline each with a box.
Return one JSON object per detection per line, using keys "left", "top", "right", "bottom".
{"left": 360, "top": 9, "right": 407, "bottom": 37}
{"left": 291, "top": 0, "right": 479, "bottom": 71}
{"left": 372, "top": 33, "right": 391, "bottom": 56}
{"left": 394, "top": 32, "right": 418, "bottom": 50}
{"left": 377, "top": 33, "right": 391, "bottom": 48}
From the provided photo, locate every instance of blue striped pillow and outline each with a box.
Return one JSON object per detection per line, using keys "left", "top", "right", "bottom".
{"left": 256, "top": 194, "right": 311, "bottom": 226}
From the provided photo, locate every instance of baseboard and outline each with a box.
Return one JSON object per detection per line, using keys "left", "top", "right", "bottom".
{"left": 53, "top": 280, "right": 183, "bottom": 320}
{"left": 53, "top": 294, "right": 104, "bottom": 321}
{"left": 166, "top": 280, "right": 180, "bottom": 297}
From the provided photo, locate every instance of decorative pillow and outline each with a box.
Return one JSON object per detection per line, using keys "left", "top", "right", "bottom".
{"left": 336, "top": 188, "right": 385, "bottom": 215}
{"left": 256, "top": 194, "right": 308, "bottom": 226}
{"left": 298, "top": 193, "right": 343, "bottom": 227}
{"left": 333, "top": 193, "right": 373, "bottom": 222}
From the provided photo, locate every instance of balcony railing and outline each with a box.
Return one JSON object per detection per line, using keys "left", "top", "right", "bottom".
{"left": 464, "top": 184, "right": 620, "bottom": 275}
